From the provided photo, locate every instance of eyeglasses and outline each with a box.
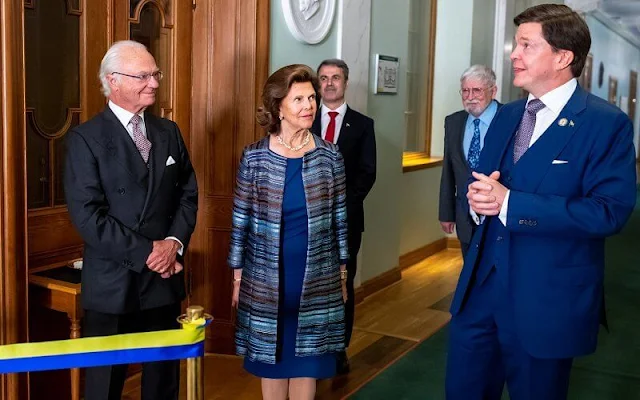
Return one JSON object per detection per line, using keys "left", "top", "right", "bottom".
{"left": 112, "top": 71, "right": 163, "bottom": 82}
{"left": 459, "top": 86, "right": 493, "bottom": 98}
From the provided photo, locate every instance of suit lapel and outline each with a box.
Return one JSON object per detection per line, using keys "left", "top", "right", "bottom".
{"left": 142, "top": 113, "right": 170, "bottom": 216}
{"left": 512, "top": 86, "right": 587, "bottom": 191}
{"left": 455, "top": 113, "right": 470, "bottom": 168}
{"left": 100, "top": 107, "right": 149, "bottom": 188}
{"left": 490, "top": 102, "right": 526, "bottom": 173}
{"left": 336, "top": 106, "right": 353, "bottom": 148}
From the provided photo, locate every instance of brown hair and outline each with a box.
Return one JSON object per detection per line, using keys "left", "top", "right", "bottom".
{"left": 514, "top": 4, "right": 591, "bottom": 78}
{"left": 256, "top": 64, "right": 319, "bottom": 133}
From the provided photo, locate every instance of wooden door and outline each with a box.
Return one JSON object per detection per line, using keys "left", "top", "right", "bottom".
{"left": 25, "top": 0, "right": 192, "bottom": 269}
{"left": 189, "top": 0, "right": 270, "bottom": 353}
{"left": 24, "top": 1, "right": 192, "bottom": 398}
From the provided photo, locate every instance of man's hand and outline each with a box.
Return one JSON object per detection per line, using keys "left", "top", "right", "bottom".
{"left": 160, "top": 261, "right": 184, "bottom": 279}
{"left": 467, "top": 171, "right": 506, "bottom": 216}
{"left": 440, "top": 221, "right": 455, "bottom": 234}
{"left": 147, "top": 239, "right": 180, "bottom": 274}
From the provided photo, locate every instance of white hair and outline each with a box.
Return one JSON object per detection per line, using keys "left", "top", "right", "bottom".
{"left": 98, "top": 40, "right": 148, "bottom": 97}
{"left": 460, "top": 64, "right": 497, "bottom": 88}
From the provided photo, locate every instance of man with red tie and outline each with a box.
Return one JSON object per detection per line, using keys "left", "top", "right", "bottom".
{"left": 312, "top": 59, "right": 377, "bottom": 374}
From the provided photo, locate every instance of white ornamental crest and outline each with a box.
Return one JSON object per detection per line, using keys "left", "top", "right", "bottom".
{"left": 282, "top": 0, "right": 336, "bottom": 44}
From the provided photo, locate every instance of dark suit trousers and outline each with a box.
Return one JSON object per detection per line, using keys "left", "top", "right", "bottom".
{"left": 446, "top": 270, "right": 573, "bottom": 400}
{"left": 83, "top": 303, "right": 181, "bottom": 400}
{"left": 460, "top": 242, "right": 471, "bottom": 258}
{"left": 344, "top": 230, "right": 362, "bottom": 347}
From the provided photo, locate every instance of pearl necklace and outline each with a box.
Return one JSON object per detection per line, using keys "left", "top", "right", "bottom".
{"left": 277, "top": 131, "right": 311, "bottom": 152}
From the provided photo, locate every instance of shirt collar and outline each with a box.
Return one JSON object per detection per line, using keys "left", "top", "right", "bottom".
{"left": 467, "top": 100, "right": 498, "bottom": 126}
{"left": 528, "top": 78, "right": 577, "bottom": 114}
{"left": 477, "top": 100, "right": 498, "bottom": 126}
{"left": 108, "top": 100, "right": 145, "bottom": 128}
{"left": 321, "top": 101, "right": 348, "bottom": 117}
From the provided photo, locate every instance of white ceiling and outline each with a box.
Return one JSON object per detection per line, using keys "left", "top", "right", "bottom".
{"left": 598, "top": 0, "right": 640, "bottom": 38}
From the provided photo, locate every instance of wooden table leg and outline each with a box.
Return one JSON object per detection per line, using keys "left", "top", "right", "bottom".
{"left": 70, "top": 317, "right": 81, "bottom": 400}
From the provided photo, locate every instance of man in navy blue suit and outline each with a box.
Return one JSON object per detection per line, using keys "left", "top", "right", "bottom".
{"left": 446, "top": 4, "right": 637, "bottom": 400}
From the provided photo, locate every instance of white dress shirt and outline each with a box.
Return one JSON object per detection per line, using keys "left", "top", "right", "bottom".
{"left": 497, "top": 78, "right": 578, "bottom": 225}
{"left": 109, "top": 101, "right": 147, "bottom": 140}
{"left": 108, "top": 101, "right": 184, "bottom": 255}
{"left": 319, "top": 102, "right": 348, "bottom": 144}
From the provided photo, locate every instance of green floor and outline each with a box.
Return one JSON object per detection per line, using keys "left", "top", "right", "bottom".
{"left": 352, "top": 189, "right": 640, "bottom": 400}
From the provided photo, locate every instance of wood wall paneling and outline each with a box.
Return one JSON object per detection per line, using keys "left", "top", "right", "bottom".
{"left": 0, "top": 0, "right": 29, "bottom": 398}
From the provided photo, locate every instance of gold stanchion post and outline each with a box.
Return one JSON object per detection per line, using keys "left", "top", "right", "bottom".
{"left": 178, "top": 305, "right": 210, "bottom": 400}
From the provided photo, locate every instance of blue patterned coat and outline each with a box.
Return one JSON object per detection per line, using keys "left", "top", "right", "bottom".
{"left": 228, "top": 135, "right": 349, "bottom": 363}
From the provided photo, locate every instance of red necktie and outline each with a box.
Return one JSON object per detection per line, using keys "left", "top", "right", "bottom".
{"left": 325, "top": 111, "right": 339, "bottom": 143}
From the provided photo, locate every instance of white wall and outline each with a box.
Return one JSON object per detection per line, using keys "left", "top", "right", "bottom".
{"left": 399, "top": 0, "right": 475, "bottom": 256}
{"left": 360, "top": 0, "right": 410, "bottom": 280}
{"left": 585, "top": 14, "right": 640, "bottom": 154}
{"left": 269, "top": 3, "right": 338, "bottom": 72}
{"left": 429, "top": 0, "right": 474, "bottom": 158}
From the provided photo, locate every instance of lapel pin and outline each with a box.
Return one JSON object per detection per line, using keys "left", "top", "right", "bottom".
{"left": 569, "top": 120, "right": 574, "bottom": 127}
{"left": 558, "top": 118, "right": 568, "bottom": 127}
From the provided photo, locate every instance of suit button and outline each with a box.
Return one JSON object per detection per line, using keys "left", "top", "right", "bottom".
{"left": 496, "top": 236, "right": 503, "bottom": 241}
{"left": 506, "top": 176, "right": 512, "bottom": 182}
{"left": 117, "top": 188, "right": 125, "bottom": 195}
{"left": 519, "top": 219, "right": 525, "bottom": 225}
{"left": 140, "top": 220, "right": 146, "bottom": 227}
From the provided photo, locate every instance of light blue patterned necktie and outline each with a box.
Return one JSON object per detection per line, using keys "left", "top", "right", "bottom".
{"left": 467, "top": 118, "right": 481, "bottom": 170}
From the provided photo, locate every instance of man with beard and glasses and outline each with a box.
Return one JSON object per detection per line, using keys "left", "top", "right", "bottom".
{"left": 439, "top": 65, "right": 501, "bottom": 256}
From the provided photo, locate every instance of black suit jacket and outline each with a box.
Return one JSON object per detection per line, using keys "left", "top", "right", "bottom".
{"left": 438, "top": 102, "right": 501, "bottom": 244}
{"left": 64, "top": 106, "right": 198, "bottom": 314}
{"left": 312, "top": 105, "right": 376, "bottom": 233}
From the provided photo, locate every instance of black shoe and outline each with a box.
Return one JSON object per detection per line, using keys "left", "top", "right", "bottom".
{"left": 336, "top": 351, "right": 350, "bottom": 375}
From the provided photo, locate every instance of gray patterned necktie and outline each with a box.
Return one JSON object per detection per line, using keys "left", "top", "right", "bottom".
{"left": 130, "top": 114, "right": 152, "bottom": 164}
{"left": 513, "top": 99, "right": 545, "bottom": 163}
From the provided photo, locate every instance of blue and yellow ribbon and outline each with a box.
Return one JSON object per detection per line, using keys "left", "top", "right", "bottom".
{"left": 0, "top": 327, "right": 206, "bottom": 374}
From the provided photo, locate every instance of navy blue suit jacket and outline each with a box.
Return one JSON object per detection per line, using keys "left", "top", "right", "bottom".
{"left": 450, "top": 85, "right": 637, "bottom": 359}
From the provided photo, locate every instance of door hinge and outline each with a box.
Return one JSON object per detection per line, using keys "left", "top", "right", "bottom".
{"left": 192, "top": 0, "right": 196, "bottom": 10}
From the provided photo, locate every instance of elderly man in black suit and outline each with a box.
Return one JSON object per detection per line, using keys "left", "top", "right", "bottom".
{"left": 64, "top": 40, "right": 198, "bottom": 400}
{"left": 439, "top": 65, "right": 500, "bottom": 256}
{"left": 311, "top": 58, "right": 377, "bottom": 374}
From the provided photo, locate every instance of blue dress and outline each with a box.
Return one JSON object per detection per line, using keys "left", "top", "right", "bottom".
{"left": 244, "top": 157, "right": 337, "bottom": 379}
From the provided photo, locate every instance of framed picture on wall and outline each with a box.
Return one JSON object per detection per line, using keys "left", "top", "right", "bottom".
{"left": 578, "top": 53, "right": 593, "bottom": 92}
{"left": 609, "top": 76, "right": 618, "bottom": 105}
{"left": 374, "top": 54, "right": 399, "bottom": 94}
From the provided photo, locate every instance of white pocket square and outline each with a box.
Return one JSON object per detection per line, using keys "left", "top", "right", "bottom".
{"left": 166, "top": 156, "right": 176, "bottom": 166}
{"left": 552, "top": 159, "right": 568, "bottom": 164}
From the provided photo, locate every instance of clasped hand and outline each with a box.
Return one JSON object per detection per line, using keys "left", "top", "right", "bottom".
{"left": 467, "top": 171, "right": 507, "bottom": 216}
{"left": 146, "top": 239, "right": 182, "bottom": 278}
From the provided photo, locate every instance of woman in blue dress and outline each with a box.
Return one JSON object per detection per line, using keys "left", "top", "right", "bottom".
{"left": 228, "top": 64, "right": 349, "bottom": 400}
